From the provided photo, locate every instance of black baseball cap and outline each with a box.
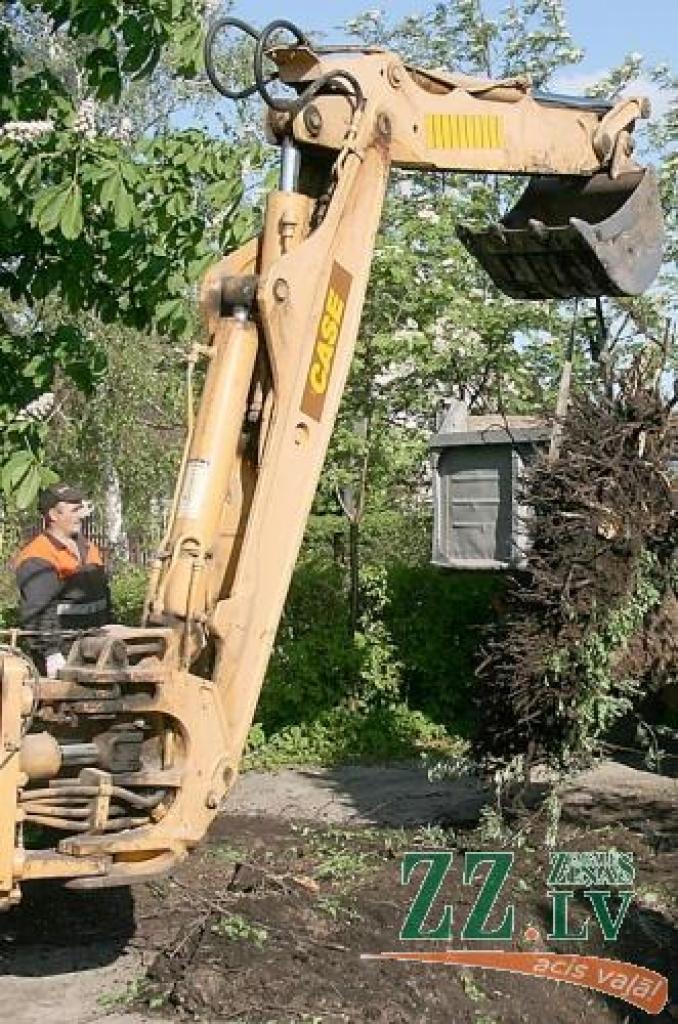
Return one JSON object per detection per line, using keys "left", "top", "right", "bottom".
{"left": 38, "top": 482, "right": 87, "bottom": 514}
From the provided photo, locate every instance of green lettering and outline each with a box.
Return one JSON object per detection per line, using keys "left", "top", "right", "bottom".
{"left": 400, "top": 851, "right": 454, "bottom": 940}
{"left": 461, "top": 852, "right": 514, "bottom": 941}
{"left": 584, "top": 890, "right": 634, "bottom": 942}
{"left": 617, "top": 853, "right": 635, "bottom": 886}
{"left": 547, "top": 852, "right": 570, "bottom": 887}
{"left": 548, "top": 890, "right": 589, "bottom": 941}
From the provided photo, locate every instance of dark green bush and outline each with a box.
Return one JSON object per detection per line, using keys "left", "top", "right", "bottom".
{"left": 303, "top": 509, "right": 433, "bottom": 568}
{"left": 257, "top": 555, "right": 501, "bottom": 744}
{"left": 0, "top": 569, "right": 19, "bottom": 627}
{"left": 110, "top": 564, "right": 148, "bottom": 625}
{"left": 245, "top": 702, "right": 456, "bottom": 769}
{"left": 385, "top": 566, "right": 503, "bottom": 733}
{"left": 258, "top": 559, "right": 360, "bottom": 731}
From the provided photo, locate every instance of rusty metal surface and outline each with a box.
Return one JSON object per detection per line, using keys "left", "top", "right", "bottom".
{"left": 457, "top": 169, "right": 664, "bottom": 298}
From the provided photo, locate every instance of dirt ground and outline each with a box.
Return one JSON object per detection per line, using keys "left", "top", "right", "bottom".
{"left": 0, "top": 761, "right": 676, "bottom": 1024}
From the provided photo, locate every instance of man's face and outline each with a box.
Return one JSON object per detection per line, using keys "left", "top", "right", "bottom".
{"left": 49, "top": 500, "right": 86, "bottom": 538}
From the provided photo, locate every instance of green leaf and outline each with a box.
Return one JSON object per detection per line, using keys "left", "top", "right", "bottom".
{"left": 0, "top": 142, "right": 19, "bottom": 169}
{"left": 100, "top": 170, "right": 122, "bottom": 209}
{"left": 60, "top": 183, "right": 84, "bottom": 239}
{"left": 120, "top": 162, "right": 141, "bottom": 186}
{"left": 39, "top": 465, "right": 59, "bottom": 487}
{"left": 206, "top": 180, "right": 242, "bottom": 206}
{"left": 16, "top": 155, "right": 39, "bottom": 190}
{"left": 114, "top": 182, "right": 134, "bottom": 229}
{"left": 131, "top": 42, "right": 161, "bottom": 81}
{"left": 85, "top": 48, "right": 122, "bottom": 101}
{"left": 98, "top": 68, "right": 122, "bottom": 101}
{"left": 186, "top": 253, "right": 214, "bottom": 283}
{"left": 0, "top": 205, "right": 17, "bottom": 230}
{"left": 174, "top": 22, "right": 203, "bottom": 77}
{"left": 71, "top": 3, "right": 108, "bottom": 36}
{"left": 82, "top": 163, "right": 116, "bottom": 184}
{"left": 121, "top": 15, "right": 144, "bottom": 46}
{"left": 122, "top": 43, "right": 154, "bottom": 75}
{"left": 15, "top": 463, "right": 41, "bottom": 510}
{"left": 2, "top": 450, "right": 33, "bottom": 495}
{"left": 53, "top": 324, "right": 83, "bottom": 355}
{"left": 32, "top": 183, "right": 72, "bottom": 234}
{"left": 155, "top": 297, "right": 184, "bottom": 322}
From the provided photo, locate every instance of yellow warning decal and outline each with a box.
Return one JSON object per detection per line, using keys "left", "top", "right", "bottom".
{"left": 300, "top": 261, "right": 352, "bottom": 422}
{"left": 425, "top": 113, "right": 503, "bottom": 150}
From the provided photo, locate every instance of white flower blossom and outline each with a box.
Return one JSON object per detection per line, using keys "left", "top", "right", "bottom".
{"left": 107, "top": 116, "right": 133, "bottom": 143}
{"left": 1, "top": 120, "right": 54, "bottom": 141}
{"left": 16, "top": 392, "right": 55, "bottom": 421}
{"left": 396, "top": 178, "right": 414, "bottom": 198}
{"left": 73, "top": 98, "right": 98, "bottom": 139}
{"left": 117, "top": 116, "right": 133, "bottom": 142}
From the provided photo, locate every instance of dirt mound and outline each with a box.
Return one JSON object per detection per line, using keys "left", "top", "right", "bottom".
{"left": 1, "top": 765, "right": 677, "bottom": 1024}
{"left": 126, "top": 812, "right": 677, "bottom": 1023}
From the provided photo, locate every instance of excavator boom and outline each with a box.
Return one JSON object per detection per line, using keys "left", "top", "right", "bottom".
{"left": 269, "top": 42, "right": 663, "bottom": 299}
{"left": 0, "top": 19, "right": 664, "bottom": 908}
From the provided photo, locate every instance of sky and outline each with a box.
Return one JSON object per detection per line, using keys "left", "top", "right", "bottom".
{"left": 226, "top": 0, "right": 676, "bottom": 103}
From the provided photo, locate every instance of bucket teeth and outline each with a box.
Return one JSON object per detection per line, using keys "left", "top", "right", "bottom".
{"left": 457, "top": 168, "right": 664, "bottom": 300}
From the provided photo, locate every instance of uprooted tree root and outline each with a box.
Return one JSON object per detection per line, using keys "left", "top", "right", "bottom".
{"left": 475, "top": 377, "right": 676, "bottom": 768}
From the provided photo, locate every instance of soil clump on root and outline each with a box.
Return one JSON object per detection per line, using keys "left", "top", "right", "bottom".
{"left": 475, "top": 378, "right": 676, "bottom": 767}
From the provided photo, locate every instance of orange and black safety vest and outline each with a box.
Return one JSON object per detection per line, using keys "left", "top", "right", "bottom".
{"left": 14, "top": 532, "right": 111, "bottom": 656}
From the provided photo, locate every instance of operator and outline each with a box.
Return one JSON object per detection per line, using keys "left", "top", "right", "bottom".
{"left": 14, "top": 483, "right": 111, "bottom": 678}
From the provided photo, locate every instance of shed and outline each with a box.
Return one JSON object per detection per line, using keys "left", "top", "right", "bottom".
{"left": 430, "top": 401, "right": 551, "bottom": 570}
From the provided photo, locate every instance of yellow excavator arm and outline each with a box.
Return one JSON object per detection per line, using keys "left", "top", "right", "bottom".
{"left": 0, "top": 19, "right": 664, "bottom": 907}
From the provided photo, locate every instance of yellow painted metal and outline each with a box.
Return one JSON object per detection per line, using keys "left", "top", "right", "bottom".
{"left": 424, "top": 113, "right": 503, "bottom": 150}
{"left": 19, "top": 732, "right": 61, "bottom": 781}
{"left": 260, "top": 191, "right": 313, "bottom": 271}
{"left": 17, "top": 850, "right": 110, "bottom": 881}
{"left": 281, "top": 52, "right": 647, "bottom": 177}
{"left": 157, "top": 318, "right": 258, "bottom": 623}
{"left": 0, "top": 654, "right": 28, "bottom": 904}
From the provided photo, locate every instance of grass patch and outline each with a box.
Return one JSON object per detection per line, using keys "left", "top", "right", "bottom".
{"left": 211, "top": 913, "right": 269, "bottom": 946}
{"left": 244, "top": 703, "right": 463, "bottom": 770}
{"left": 313, "top": 847, "right": 371, "bottom": 882}
{"left": 98, "top": 975, "right": 156, "bottom": 1009}
{"left": 207, "top": 843, "right": 245, "bottom": 864}
{"left": 315, "top": 895, "right": 362, "bottom": 923}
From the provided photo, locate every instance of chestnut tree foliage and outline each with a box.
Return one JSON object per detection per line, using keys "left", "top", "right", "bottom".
{"left": 0, "top": 0, "right": 262, "bottom": 506}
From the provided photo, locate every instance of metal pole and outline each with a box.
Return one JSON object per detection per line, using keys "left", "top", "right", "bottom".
{"left": 279, "top": 136, "right": 301, "bottom": 192}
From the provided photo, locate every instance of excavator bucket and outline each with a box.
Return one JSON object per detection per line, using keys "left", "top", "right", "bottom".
{"left": 457, "top": 168, "right": 664, "bottom": 300}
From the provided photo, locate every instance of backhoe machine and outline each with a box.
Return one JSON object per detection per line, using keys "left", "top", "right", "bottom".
{"left": 0, "top": 19, "right": 665, "bottom": 908}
